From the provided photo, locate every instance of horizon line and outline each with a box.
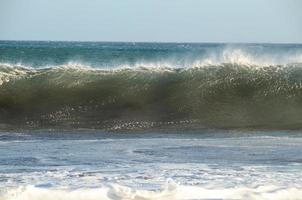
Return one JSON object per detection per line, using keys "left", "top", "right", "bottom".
{"left": 0, "top": 39, "right": 301, "bottom": 45}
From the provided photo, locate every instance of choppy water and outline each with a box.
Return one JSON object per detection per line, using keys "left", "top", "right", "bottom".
{"left": 1, "top": 41, "right": 302, "bottom": 199}
{"left": 1, "top": 130, "right": 302, "bottom": 199}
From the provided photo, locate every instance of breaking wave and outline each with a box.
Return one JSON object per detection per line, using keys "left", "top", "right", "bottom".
{"left": 1, "top": 58, "right": 302, "bottom": 130}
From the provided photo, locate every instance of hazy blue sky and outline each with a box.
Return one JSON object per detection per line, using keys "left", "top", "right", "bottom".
{"left": 1, "top": 0, "right": 301, "bottom": 43}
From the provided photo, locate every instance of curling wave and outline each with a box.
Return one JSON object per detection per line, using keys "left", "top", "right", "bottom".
{"left": 1, "top": 61, "right": 302, "bottom": 130}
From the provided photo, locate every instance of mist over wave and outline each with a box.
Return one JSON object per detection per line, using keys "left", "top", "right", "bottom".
{"left": 1, "top": 41, "right": 302, "bottom": 68}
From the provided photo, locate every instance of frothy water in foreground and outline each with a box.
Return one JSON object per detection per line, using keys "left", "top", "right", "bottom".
{"left": 1, "top": 130, "right": 302, "bottom": 200}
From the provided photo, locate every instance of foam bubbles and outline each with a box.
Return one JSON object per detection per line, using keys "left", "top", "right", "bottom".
{"left": 2, "top": 182, "right": 302, "bottom": 200}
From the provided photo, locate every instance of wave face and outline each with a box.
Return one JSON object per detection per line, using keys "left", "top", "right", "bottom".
{"left": 1, "top": 41, "right": 302, "bottom": 130}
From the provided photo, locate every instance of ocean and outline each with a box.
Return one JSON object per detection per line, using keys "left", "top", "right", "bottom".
{"left": 1, "top": 41, "right": 302, "bottom": 199}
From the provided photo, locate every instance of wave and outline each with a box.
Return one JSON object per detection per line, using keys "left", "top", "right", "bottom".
{"left": 2, "top": 182, "right": 302, "bottom": 200}
{"left": 1, "top": 60, "right": 302, "bottom": 130}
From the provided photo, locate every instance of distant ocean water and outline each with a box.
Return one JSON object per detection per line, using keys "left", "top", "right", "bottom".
{"left": 1, "top": 41, "right": 302, "bottom": 199}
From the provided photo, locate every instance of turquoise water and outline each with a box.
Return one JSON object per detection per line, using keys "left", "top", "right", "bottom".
{"left": 1, "top": 41, "right": 302, "bottom": 199}
{"left": 1, "top": 41, "right": 301, "bottom": 68}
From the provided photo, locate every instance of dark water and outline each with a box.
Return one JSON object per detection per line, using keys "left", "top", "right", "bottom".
{"left": 1, "top": 41, "right": 302, "bottom": 130}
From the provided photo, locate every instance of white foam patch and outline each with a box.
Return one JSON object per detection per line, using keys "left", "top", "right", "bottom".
{"left": 2, "top": 182, "right": 302, "bottom": 200}
{"left": 0, "top": 63, "right": 35, "bottom": 85}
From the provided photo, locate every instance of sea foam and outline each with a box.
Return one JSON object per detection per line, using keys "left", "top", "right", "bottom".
{"left": 2, "top": 182, "right": 302, "bottom": 200}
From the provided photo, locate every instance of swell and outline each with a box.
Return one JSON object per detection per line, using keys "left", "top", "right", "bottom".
{"left": 1, "top": 62, "right": 302, "bottom": 130}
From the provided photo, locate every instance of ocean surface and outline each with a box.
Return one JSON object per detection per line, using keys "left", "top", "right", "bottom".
{"left": 1, "top": 41, "right": 302, "bottom": 199}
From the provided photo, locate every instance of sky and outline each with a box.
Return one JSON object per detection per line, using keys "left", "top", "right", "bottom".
{"left": 0, "top": 0, "right": 302, "bottom": 43}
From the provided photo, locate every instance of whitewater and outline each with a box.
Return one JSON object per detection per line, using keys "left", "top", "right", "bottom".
{"left": 1, "top": 41, "right": 302, "bottom": 200}
{"left": 2, "top": 130, "right": 302, "bottom": 200}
